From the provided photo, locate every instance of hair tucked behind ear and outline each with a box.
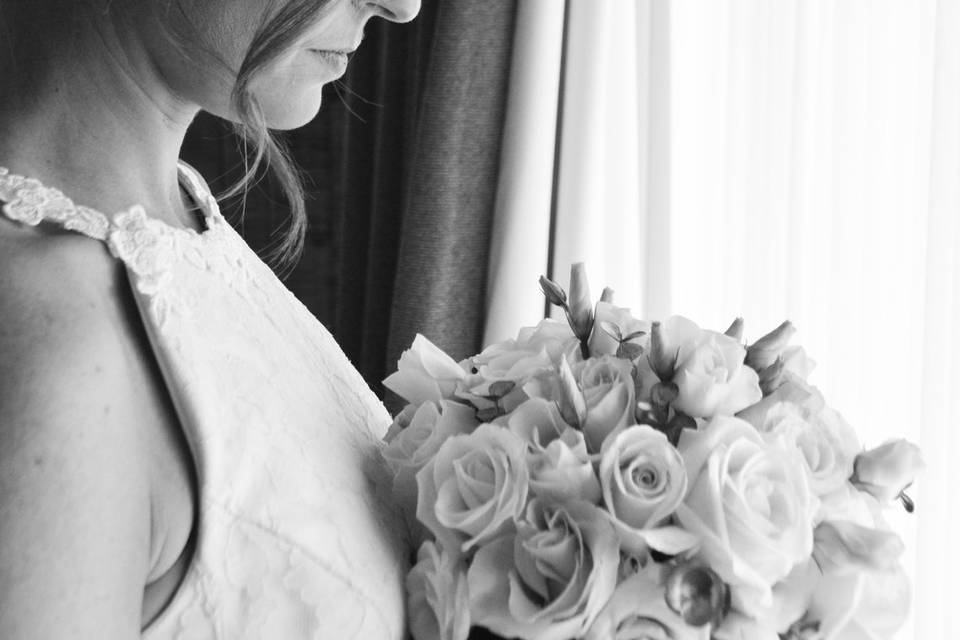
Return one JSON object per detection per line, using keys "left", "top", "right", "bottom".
{"left": 222, "top": 0, "right": 334, "bottom": 272}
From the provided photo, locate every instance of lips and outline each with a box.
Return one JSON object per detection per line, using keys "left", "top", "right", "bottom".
{"left": 308, "top": 49, "right": 350, "bottom": 74}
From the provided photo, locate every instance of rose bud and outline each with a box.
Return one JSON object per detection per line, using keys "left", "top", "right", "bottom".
{"left": 601, "top": 286, "right": 615, "bottom": 303}
{"left": 557, "top": 354, "right": 587, "bottom": 429}
{"left": 649, "top": 321, "right": 677, "bottom": 381}
{"left": 813, "top": 520, "right": 905, "bottom": 574}
{"left": 851, "top": 439, "right": 925, "bottom": 508}
{"left": 745, "top": 320, "right": 796, "bottom": 372}
{"left": 539, "top": 274, "right": 567, "bottom": 307}
{"left": 724, "top": 317, "right": 744, "bottom": 342}
{"left": 757, "top": 356, "right": 786, "bottom": 395}
{"left": 568, "top": 262, "right": 594, "bottom": 341}
{"left": 664, "top": 562, "right": 731, "bottom": 627}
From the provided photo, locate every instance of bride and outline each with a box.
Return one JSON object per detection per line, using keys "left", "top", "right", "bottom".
{"left": 0, "top": 0, "right": 419, "bottom": 637}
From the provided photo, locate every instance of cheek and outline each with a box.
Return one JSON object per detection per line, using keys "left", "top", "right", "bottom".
{"left": 138, "top": 1, "right": 261, "bottom": 119}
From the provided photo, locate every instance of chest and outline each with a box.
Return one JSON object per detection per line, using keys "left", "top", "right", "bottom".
{"left": 127, "top": 229, "right": 410, "bottom": 637}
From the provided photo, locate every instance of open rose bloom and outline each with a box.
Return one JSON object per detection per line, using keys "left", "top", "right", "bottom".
{"left": 383, "top": 265, "right": 922, "bottom": 640}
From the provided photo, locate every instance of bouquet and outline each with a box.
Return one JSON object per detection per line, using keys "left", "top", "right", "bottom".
{"left": 382, "top": 264, "right": 922, "bottom": 640}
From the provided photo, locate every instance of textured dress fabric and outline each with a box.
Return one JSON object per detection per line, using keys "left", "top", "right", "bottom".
{"left": 0, "top": 164, "right": 410, "bottom": 639}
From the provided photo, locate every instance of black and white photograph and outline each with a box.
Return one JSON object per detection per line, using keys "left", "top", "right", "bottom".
{"left": 0, "top": 1, "right": 955, "bottom": 639}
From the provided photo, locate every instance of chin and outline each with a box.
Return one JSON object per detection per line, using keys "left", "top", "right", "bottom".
{"left": 258, "top": 86, "right": 326, "bottom": 131}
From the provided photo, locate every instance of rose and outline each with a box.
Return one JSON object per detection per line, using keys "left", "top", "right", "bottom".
{"left": 589, "top": 301, "right": 651, "bottom": 357}
{"left": 384, "top": 402, "right": 419, "bottom": 444}
{"left": 416, "top": 423, "right": 529, "bottom": 557}
{"left": 852, "top": 439, "right": 925, "bottom": 504}
{"left": 812, "top": 519, "right": 905, "bottom": 575}
{"left": 676, "top": 416, "right": 817, "bottom": 617}
{"left": 780, "top": 346, "right": 815, "bottom": 382}
{"left": 584, "top": 564, "right": 710, "bottom": 640}
{"left": 712, "top": 559, "right": 820, "bottom": 638}
{"left": 384, "top": 334, "right": 468, "bottom": 404}
{"left": 528, "top": 427, "right": 602, "bottom": 504}
{"left": 463, "top": 320, "right": 581, "bottom": 415}
{"left": 574, "top": 355, "right": 637, "bottom": 450}
{"left": 467, "top": 498, "right": 619, "bottom": 640}
{"left": 599, "top": 425, "right": 687, "bottom": 528}
{"left": 473, "top": 318, "right": 579, "bottom": 376}
{"left": 407, "top": 541, "right": 471, "bottom": 640}
{"left": 737, "top": 375, "right": 825, "bottom": 420}
{"left": 598, "top": 425, "right": 697, "bottom": 555}
{"left": 741, "top": 401, "right": 861, "bottom": 503}
{"left": 498, "top": 396, "right": 573, "bottom": 448}
{"left": 661, "top": 316, "right": 762, "bottom": 418}
{"left": 382, "top": 400, "right": 479, "bottom": 509}
{"left": 801, "top": 563, "right": 911, "bottom": 639}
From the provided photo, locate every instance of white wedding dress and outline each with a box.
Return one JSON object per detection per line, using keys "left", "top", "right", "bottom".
{"left": 0, "top": 163, "right": 409, "bottom": 639}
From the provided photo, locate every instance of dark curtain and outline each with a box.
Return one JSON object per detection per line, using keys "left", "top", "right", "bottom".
{"left": 182, "top": 1, "right": 516, "bottom": 398}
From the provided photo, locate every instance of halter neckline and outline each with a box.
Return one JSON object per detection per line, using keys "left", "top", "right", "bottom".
{"left": 0, "top": 161, "right": 223, "bottom": 242}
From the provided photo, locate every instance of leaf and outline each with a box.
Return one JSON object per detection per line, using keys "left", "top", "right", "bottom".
{"left": 487, "top": 380, "right": 516, "bottom": 399}
{"left": 476, "top": 407, "right": 501, "bottom": 423}
{"left": 616, "top": 342, "right": 644, "bottom": 361}
{"left": 651, "top": 381, "right": 679, "bottom": 408}
{"left": 599, "top": 321, "right": 623, "bottom": 342}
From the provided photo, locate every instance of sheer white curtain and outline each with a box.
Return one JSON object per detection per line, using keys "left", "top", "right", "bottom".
{"left": 486, "top": 1, "right": 959, "bottom": 638}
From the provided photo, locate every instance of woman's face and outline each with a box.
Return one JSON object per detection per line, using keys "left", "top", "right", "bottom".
{"left": 135, "top": 0, "right": 419, "bottom": 129}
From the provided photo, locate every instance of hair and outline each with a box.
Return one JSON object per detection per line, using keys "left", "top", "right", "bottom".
{"left": 153, "top": 0, "right": 332, "bottom": 272}
{"left": 225, "top": 0, "right": 334, "bottom": 273}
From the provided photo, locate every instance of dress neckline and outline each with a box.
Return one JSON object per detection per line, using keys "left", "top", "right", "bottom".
{"left": 0, "top": 161, "right": 223, "bottom": 242}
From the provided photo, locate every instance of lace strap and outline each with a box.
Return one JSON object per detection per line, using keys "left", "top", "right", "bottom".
{"left": 176, "top": 161, "right": 224, "bottom": 226}
{"left": 0, "top": 162, "right": 224, "bottom": 242}
{"left": 0, "top": 167, "right": 110, "bottom": 240}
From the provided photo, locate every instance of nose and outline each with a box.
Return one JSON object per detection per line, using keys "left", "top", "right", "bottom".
{"left": 366, "top": 0, "right": 421, "bottom": 24}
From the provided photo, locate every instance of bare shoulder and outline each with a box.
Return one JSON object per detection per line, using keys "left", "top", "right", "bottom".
{"left": 0, "top": 223, "right": 193, "bottom": 637}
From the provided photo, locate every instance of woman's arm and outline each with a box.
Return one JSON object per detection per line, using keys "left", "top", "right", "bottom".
{"left": 0, "top": 236, "right": 155, "bottom": 638}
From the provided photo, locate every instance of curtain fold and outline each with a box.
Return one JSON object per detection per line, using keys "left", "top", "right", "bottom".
{"left": 386, "top": 2, "right": 517, "bottom": 373}
{"left": 483, "top": 0, "right": 565, "bottom": 346}
{"left": 913, "top": 1, "right": 960, "bottom": 635}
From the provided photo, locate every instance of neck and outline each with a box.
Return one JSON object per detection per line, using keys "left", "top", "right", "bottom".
{"left": 0, "top": 7, "right": 201, "bottom": 222}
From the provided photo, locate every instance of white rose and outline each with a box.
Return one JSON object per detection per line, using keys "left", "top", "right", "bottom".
{"left": 589, "top": 301, "right": 651, "bottom": 357}
{"left": 676, "top": 416, "right": 817, "bottom": 617}
{"left": 382, "top": 400, "right": 479, "bottom": 509}
{"left": 812, "top": 519, "right": 905, "bottom": 575}
{"left": 801, "top": 563, "right": 911, "bottom": 639}
{"left": 416, "top": 424, "right": 529, "bottom": 557}
{"left": 407, "top": 541, "right": 471, "bottom": 640}
{"left": 498, "top": 396, "right": 572, "bottom": 448}
{"left": 713, "top": 558, "right": 820, "bottom": 638}
{"left": 742, "top": 401, "right": 861, "bottom": 504}
{"left": 662, "top": 316, "right": 762, "bottom": 418}
{"left": 384, "top": 402, "right": 419, "bottom": 444}
{"left": 384, "top": 334, "right": 468, "bottom": 405}
{"left": 584, "top": 564, "right": 710, "bottom": 640}
{"left": 467, "top": 498, "right": 619, "bottom": 640}
{"left": 852, "top": 439, "right": 925, "bottom": 504}
{"left": 598, "top": 425, "right": 697, "bottom": 555}
{"left": 474, "top": 318, "right": 578, "bottom": 374}
{"left": 781, "top": 346, "right": 816, "bottom": 382}
{"left": 528, "top": 427, "right": 602, "bottom": 504}
{"left": 575, "top": 355, "right": 637, "bottom": 451}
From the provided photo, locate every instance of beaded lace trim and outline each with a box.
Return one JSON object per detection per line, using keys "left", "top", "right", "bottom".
{"left": 0, "top": 166, "right": 111, "bottom": 240}
{"left": 0, "top": 163, "right": 222, "bottom": 242}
